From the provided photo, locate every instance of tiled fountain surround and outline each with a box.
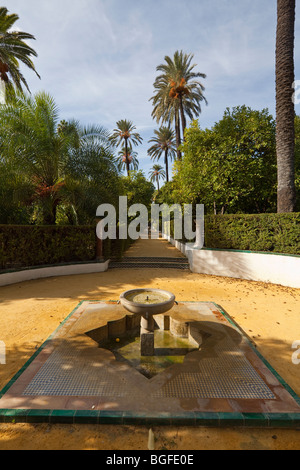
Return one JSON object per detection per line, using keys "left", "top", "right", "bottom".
{"left": 0, "top": 301, "right": 299, "bottom": 427}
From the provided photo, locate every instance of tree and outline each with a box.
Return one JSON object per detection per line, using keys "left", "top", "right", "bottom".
{"left": 65, "top": 134, "right": 122, "bottom": 225}
{"left": 0, "top": 91, "right": 118, "bottom": 224}
{"left": 117, "top": 146, "right": 139, "bottom": 173}
{"left": 109, "top": 119, "right": 143, "bottom": 176}
{"left": 122, "top": 170, "right": 155, "bottom": 210}
{"left": 276, "top": 0, "right": 296, "bottom": 212}
{"left": 150, "top": 51, "right": 207, "bottom": 159}
{"left": 149, "top": 164, "right": 166, "bottom": 191}
{"left": 295, "top": 114, "right": 300, "bottom": 210}
{"left": 0, "top": 7, "right": 40, "bottom": 94}
{"left": 148, "top": 126, "right": 176, "bottom": 182}
{"left": 174, "top": 106, "right": 277, "bottom": 214}
{"left": 0, "top": 158, "right": 33, "bottom": 224}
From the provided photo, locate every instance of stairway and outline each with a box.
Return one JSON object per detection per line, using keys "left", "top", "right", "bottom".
{"left": 108, "top": 256, "right": 190, "bottom": 270}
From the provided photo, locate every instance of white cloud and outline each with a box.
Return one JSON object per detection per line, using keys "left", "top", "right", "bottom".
{"left": 4, "top": 0, "right": 300, "bottom": 176}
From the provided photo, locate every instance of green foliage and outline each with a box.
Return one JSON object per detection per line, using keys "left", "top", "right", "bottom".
{"left": 0, "top": 91, "right": 123, "bottom": 225}
{"left": 150, "top": 51, "right": 207, "bottom": 137}
{"left": 65, "top": 137, "right": 122, "bottom": 224}
{"left": 175, "top": 106, "right": 277, "bottom": 214}
{"left": 121, "top": 170, "right": 155, "bottom": 211}
{"left": 148, "top": 126, "right": 176, "bottom": 181}
{"left": 204, "top": 213, "right": 300, "bottom": 255}
{"left": 109, "top": 120, "right": 142, "bottom": 176}
{"left": 117, "top": 146, "right": 139, "bottom": 173}
{"left": 295, "top": 115, "right": 300, "bottom": 211}
{"left": 102, "top": 230, "right": 134, "bottom": 261}
{"left": 0, "top": 160, "right": 33, "bottom": 224}
{"left": 0, "top": 6, "right": 40, "bottom": 93}
{"left": 154, "top": 181, "right": 178, "bottom": 205}
{"left": 0, "top": 225, "right": 97, "bottom": 269}
{"left": 149, "top": 165, "right": 166, "bottom": 191}
{"left": 0, "top": 224, "right": 135, "bottom": 269}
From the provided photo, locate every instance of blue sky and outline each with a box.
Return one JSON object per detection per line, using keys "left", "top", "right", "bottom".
{"left": 6, "top": 0, "right": 300, "bottom": 178}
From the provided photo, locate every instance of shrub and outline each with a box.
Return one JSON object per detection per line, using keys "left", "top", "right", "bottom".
{"left": 204, "top": 213, "right": 300, "bottom": 255}
{"left": 0, "top": 226, "right": 97, "bottom": 269}
{"left": 0, "top": 225, "right": 134, "bottom": 270}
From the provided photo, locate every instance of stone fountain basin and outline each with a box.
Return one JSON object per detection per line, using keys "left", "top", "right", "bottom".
{"left": 120, "top": 288, "right": 176, "bottom": 316}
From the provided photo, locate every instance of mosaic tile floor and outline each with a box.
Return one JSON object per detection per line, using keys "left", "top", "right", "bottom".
{"left": 0, "top": 301, "right": 300, "bottom": 428}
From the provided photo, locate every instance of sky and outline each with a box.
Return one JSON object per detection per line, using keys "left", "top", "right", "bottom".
{"left": 5, "top": 0, "right": 300, "bottom": 179}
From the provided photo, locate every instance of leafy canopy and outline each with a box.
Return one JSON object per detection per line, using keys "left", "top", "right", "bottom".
{"left": 174, "top": 106, "right": 277, "bottom": 214}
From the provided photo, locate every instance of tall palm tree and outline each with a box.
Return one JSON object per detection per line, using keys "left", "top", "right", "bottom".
{"left": 109, "top": 119, "right": 143, "bottom": 176}
{"left": 149, "top": 164, "right": 166, "bottom": 191}
{"left": 150, "top": 50, "right": 207, "bottom": 159}
{"left": 148, "top": 126, "right": 176, "bottom": 182}
{"left": 0, "top": 7, "right": 40, "bottom": 95}
{"left": 117, "top": 146, "right": 139, "bottom": 173}
{"left": 276, "top": 0, "right": 296, "bottom": 212}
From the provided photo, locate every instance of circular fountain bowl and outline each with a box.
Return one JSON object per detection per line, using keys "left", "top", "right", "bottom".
{"left": 120, "top": 288, "right": 176, "bottom": 316}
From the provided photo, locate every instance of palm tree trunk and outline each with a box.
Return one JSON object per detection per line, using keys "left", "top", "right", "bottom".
{"left": 165, "top": 149, "right": 169, "bottom": 183}
{"left": 179, "top": 94, "right": 187, "bottom": 142}
{"left": 43, "top": 199, "right": 57, "bottom": 225}
{"left": 125, "top": 138, "right": 130, "bottom": 176}
{"left": 156, "top": 175, "right": 160, "bottom": 191}
{"left": 276, "top": 0, "right": 296, "bottom": 212}
{"left": 175, "top": 109, "right": 182, "bottom": 160}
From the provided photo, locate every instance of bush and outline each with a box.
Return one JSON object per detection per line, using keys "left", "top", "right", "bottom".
{"left": 0, "top": 226, "right": 97, "bottom": 270}
{"left": 0, "top": 225, "right": 134, "bottom": 270}
{"left": 204, "top": 213, "right": 300, "bottom": 255}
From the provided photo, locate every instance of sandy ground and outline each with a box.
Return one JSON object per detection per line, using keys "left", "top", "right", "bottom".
{"left": 0, "top": 238, "right": 299, "bottom": 450}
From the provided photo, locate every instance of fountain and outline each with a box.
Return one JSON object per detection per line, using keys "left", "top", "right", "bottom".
{"left": 120, "top": 289, "right": 176, "bottom": 356}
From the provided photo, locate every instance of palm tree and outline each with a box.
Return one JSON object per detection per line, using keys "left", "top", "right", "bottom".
{"left": 0, "top": 7, "right": 40, "bottom": 95}
{"left": 117, "top": 146, "right": 139, "bottom": 173}
{"left": 0, "top": 91, "right": 113, "bottom": 224}
{"left": 109, "top": 119, "right": 143, "bottom": 176}
{"left": 148, "top": 126, "right": 176, "bottom": 182}
{"left": 149, "top": 164, "right": 166, "bottom": 191}
{"left": 276, "top": 0, "right": 296, "bottom": 212}
{"left": 150, "top": 51, "right": 207, "bottom": 158}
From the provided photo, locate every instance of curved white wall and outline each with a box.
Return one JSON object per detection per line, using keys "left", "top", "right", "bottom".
{"left": 0, "top": 261, "right": 109, "bottom": 287}
{"left": 164, "top": 235, "right": 300, "bottom": 289}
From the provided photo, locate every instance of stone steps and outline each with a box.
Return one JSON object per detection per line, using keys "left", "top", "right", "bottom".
{"left": 109, "top": 257, "right": 190, "bottom": 270}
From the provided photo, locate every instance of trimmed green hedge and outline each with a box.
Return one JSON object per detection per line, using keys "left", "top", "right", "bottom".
{"left": 0, "top": 225, "right": 134, "bottom": 270}
{"left": 0, "top": 226, "right": 97, "bottom": 270}
{"left": 204, "top": 213, "right": 300, "bottom": 255}
{"left": 1, "top": 213, "right": 299, "bottom": 271}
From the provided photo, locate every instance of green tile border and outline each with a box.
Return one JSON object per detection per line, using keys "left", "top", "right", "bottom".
{"left": 190, "top": 246, "right": 300, "bottom": 258}
{"left": 0, "top": 409, "right": 299, "bottom": 428}
{"left": 0, "top": 301, "right": 299, "bottom": 428}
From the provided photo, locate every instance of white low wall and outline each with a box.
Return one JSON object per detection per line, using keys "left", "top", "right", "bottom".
{"left": 0, "top": 261, "right": 109, "bottom": 287}
{"left": 164, "top": 234, "right": 300, "bottom": 289}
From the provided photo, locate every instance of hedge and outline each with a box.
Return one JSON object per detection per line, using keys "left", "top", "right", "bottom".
{"left": 0, "top": 225, "right": 134, "bottom": 270}
{"left": 204, "top": 213, "right": 300, "bottom": 255}
{"left": 1, "top": 213, "right": 299, "bottom": 270}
